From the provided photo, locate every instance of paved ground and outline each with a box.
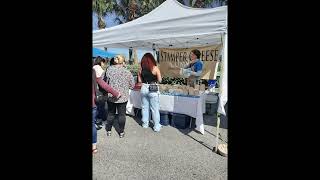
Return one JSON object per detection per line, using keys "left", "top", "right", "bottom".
{"left": 93, "top": 113, "right": 228, "bottom": 180}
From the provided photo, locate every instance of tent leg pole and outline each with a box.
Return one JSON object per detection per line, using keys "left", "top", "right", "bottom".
{"left": 214, "top": 113, "right": 221, "bottom": 153}
{"left": 213, "top": 33, "right": 225, "bottom": 153}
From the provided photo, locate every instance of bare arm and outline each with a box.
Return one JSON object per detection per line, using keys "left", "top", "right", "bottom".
{"left": 190, "top": 70, "right": 202, "bottom": 77}
{"left": 184, "top": 63, "right": 191, "bottom": 69}
{"left": 137, "top": 67, "right": 142, "bottom": 83}
{"left": 96, "top": 77, "right": 120, "bottom": 98}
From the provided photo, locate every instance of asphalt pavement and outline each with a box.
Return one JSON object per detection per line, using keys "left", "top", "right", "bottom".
{"left": 93, "top": 114, "right": 228, "bottom": 180}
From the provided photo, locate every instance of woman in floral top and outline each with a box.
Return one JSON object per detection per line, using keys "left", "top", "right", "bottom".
{"left": 104, "top": 55, "right": 135, "bottom": 138}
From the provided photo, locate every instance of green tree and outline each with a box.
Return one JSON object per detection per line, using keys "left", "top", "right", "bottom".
{"left": 93, "top": 0, "right": 117, "bottom": 29}
{"left": 114, "top": 0, "right": 138, "bottom": 24}
{"left": 113, "top": 0, "right": 139, "bottom": 63}
{"left": 190, "top": 0, "right": 227, "bottom": 8}
{"left": 190, "top": 0, "right": 213, "bottom": 8}
{"left": 140, "top": 0, "right": 166, "bottom": 16}
{"left": 170, "top": 0, "right": 228, "bottom": 8}
{"left": 114, "top": 0, "right": 169, "bottom": 25}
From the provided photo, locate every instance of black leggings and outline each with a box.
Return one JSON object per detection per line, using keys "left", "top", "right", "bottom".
{"left": 105, "top": 101, "right": 128, "bottom": 133}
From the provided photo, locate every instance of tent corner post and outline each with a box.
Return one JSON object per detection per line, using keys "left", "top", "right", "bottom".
{"left": 214, "top": 112, "right": 221, "bottom": 153}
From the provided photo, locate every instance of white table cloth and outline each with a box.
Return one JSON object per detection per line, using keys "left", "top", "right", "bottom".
{"left": 126, "top": 90, "right": 206, "bottom": 134}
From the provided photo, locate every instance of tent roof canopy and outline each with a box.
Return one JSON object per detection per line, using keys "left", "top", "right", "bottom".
{"left": 93, "top": 0, "right": 227, "bottom": 50}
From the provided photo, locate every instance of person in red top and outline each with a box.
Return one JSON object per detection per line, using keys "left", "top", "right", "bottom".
{"left": 92, "top": 69, "right": 121, "bottom": 154}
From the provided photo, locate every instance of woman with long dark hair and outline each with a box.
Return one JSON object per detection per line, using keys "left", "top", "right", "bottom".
{"left": 137, "top": 53, "right": 162, "bottom": 132}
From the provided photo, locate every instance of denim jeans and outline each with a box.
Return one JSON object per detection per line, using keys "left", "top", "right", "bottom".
{"left": 92, "top": 107, "right": 97, "bottom": 144}
{"left": 105, "top": 101, "right": 128, "bottom": 134}
{"left": 140, "top": 83, "right": 161, "bottom": 131}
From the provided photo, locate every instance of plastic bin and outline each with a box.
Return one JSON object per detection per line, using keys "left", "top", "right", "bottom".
{"left": 205, "top": 103, "right": 218, "bottom": 115}
{"left": 160, "top": 111, "right": 170, "bottom": 126}
{"left": 205, "top": 94, "right": 218, "bottom": 115}
{"left": 170, "top": 113, "right": 190, "bottom": 129}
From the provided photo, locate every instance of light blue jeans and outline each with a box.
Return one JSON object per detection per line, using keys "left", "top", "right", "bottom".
{"left": 140, "top": 83, "right": 161, "bottom": 132}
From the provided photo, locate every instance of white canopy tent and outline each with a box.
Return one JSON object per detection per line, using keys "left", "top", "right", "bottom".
{"left": 93, "top": 0, "right": 228, "bottom": 151}
{"left": 93, "top": 0, "right": 227, "bottom": 50}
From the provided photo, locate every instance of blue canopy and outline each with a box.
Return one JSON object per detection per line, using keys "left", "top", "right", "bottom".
{"left": 93, "top": 48, "right": 117, "bottom": 58}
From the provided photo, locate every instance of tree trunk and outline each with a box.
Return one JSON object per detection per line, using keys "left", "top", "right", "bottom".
{"left": 98, "top": 16, "right": 106, "bottom": 29}
{"left": 133, "top": 49, "right": 138, "bottom": 64}
{"left": 129, "top": 48, "right": 133, "bottom": 64}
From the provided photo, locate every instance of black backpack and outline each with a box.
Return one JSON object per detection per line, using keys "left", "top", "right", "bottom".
{"left": 97, "top": 71, "right": 109, "bottom": 95}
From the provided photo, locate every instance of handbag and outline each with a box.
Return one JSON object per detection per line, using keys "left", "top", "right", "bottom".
{"left": 149, "top": 84, "right": 158, "bottom": 92}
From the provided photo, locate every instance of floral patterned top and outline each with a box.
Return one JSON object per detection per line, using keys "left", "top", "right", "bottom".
{"left": 105, "top": 65, "right": 135, "bottom": 103}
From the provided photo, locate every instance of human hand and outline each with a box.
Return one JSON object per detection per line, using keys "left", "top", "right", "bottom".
{"left": 117, "top": 93, "right": 122, "bottom": 99}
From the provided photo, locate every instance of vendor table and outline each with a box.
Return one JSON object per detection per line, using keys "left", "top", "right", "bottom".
{"left": 126, "top": 90, "right": 206, "bottom": 134}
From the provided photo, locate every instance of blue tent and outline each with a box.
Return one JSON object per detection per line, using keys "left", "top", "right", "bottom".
{"left": 93, "top": 48, "right": 117, "bottom": 58}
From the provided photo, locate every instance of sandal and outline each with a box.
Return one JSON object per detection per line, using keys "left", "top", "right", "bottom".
{"left": 92, "top": 148, "right": 98, "bottom": 154}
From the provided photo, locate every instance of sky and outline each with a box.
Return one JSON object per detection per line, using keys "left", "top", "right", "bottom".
{"left": 92, "top": 12, "right": 153, "bottom": 62}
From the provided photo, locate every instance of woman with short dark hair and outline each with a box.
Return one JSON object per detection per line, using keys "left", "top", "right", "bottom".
{"left": 94, "top": 56, "right": 106, "bottom": 66}
{"left": 93, "top": 56, "right": 108, "bottom": 129}
{"left": 92, "top": 69, "right": 120, "bottom": 154}
{"left": 184, "top": 49, "right": 203, "bottom": 86}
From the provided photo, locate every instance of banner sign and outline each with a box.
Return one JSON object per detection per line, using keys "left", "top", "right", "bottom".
{"left": 158, "top": 45, "right": 222, "bottom": 79}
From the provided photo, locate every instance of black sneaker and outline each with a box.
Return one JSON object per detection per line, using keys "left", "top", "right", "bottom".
{"left": 119, "top": 132, "right": 125, "bottom": 138}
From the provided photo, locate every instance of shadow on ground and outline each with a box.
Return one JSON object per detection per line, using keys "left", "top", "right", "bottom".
{"left": 128, "top": 108, "right": 227, "bottom": 153}
{"left": 203, "top": 114, "right": 228, "bottom": 129}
